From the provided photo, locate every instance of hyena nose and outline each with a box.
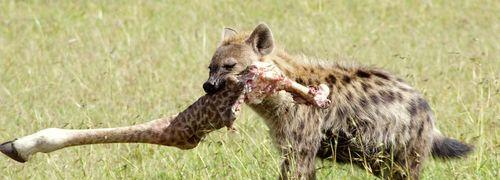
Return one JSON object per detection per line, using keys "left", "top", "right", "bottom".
{"left": 203, "top": 82, "right": 217, "bottom": 94}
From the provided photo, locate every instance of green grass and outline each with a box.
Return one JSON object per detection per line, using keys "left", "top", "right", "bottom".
{"left": 0, "top": 0, "right": 498, "bottom": 179}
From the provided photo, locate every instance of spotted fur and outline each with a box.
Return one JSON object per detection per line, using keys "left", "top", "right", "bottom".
{"left": 204, "top": 24, "right": 473, "bottom": 180}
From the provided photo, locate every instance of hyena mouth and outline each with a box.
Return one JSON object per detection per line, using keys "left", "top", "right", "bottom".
{"left": 203, "top": 80, "right": 226, "bottom": 94}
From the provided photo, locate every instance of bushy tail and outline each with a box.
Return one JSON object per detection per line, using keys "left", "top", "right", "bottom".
{"left": 431, "top": 132, "right": 473, "bottom": 159}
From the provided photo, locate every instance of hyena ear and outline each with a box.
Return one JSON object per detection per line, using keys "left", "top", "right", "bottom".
{"left": 221, "top": 27, "right": 237, "bottom": 42}
{"left": 245, "top": 23, "right": 274, "bottom": 55}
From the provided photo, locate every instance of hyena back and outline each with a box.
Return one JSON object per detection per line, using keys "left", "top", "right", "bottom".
{"left": 203, "top": 24, "right": 472, "bottom": 179}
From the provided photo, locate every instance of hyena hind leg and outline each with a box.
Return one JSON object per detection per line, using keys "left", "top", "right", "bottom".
{"left": 387, "top": 149, "right": 428, "bottom": 180}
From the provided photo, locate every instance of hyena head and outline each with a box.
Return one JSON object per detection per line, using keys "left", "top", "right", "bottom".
{"left": 203, "top": 23, "right": 274, "bottom": 94}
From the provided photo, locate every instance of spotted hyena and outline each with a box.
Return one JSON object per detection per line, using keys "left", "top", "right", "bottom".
{"left": 203, "top": 24, "right": 472, "bottom": 179}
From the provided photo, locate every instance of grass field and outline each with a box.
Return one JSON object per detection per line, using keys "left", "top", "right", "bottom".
{"left": 0, "top": 0, "right": 498, "bottom": 179}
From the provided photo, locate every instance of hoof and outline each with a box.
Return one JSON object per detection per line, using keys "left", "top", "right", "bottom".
{"left": 0, "top": 140, "right": 26, "bottom": 163}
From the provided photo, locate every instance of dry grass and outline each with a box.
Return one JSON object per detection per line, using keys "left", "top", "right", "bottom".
{"left": 0, "top": 0, "right": 498, "bottom": 179}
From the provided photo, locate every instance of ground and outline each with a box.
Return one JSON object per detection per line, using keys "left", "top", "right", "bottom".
{"left": 0, "top": 0, "right": 498, "bottom": 179}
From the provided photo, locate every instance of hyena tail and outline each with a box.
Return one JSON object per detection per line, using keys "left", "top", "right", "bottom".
{"left": 431, "top": 130, "right": 473, "bottom": 159}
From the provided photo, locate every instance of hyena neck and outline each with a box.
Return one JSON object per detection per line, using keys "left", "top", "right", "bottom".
{"left": 264, "top": 50, "right": 317, "bottom": 78}
{"left": 263, "top": 50, "right": 348, "bottom": 83}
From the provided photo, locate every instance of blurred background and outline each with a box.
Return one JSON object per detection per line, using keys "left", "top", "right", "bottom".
{"left": 0, "top": 0, "right": 498, "bottom": 179}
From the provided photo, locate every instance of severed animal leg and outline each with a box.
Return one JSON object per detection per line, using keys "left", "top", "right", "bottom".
{"left": 0, "top": 82, "right": 246, "bottom": 163}
{"left": 0, "top": 63, "right": 330, "bottom": 163}
{"left": 239, "top": 61, "right": 331, "bottom": 108}
{"left": 0, "top": 116, "right": 177, "bottom": 163}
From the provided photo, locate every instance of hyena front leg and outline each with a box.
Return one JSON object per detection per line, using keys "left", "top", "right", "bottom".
{"left": 279, "top": 154, "right": 291, "bottom": 180}
{"left": 279, "top": 139, "right": 321, "bottom": 180}
{"left": 278, "top": 120, "right": 322, "bottom": 180}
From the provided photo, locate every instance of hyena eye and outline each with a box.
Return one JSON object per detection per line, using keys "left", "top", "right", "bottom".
{"left": 223, "top": 63, "right": 236, "bottom": 69}
{"left": 208, "top": 66, "right": 218, "bottom": 73}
